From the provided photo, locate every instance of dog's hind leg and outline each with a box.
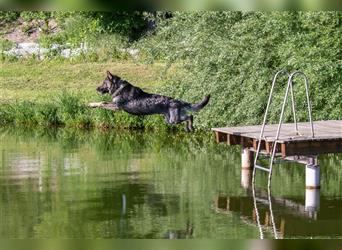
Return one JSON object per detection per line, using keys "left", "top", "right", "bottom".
{"left": 168, "top": 108, "right": 180, "bottom": 124}
{"left": 164, "top": 113, "right": 172, "bottom": 124}
{"left": 179, "top": 110, "right": 194, "bottom": 132}
{"left": 185, "top": 115, "right": 194, "bottom": 132}
{"left": 165, "top": 108, "right": 194, "bottom": 132}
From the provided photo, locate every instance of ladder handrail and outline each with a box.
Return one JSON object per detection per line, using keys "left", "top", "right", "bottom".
{"left": 253, "top": 70, "right": 300, "bottom": 165}
{"left": 253, "top": 70, "right": 315, "bottom": 189}
{"left": 253, "top": 69, "right": 297, "bottom": 188}
{"left": 253, "top": 69, "right": 290, "bottom": 169}
{"left": 268, "top": 71, "right": 315, "bottom": 189}
{"left": 291, "top": 71, "right": 315, "bottom": 138}
{"left": 274, "top": 71, "right": 315, "bottom": 142}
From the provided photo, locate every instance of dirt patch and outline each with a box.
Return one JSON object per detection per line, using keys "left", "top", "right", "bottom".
{"left": 3, "top": 19, "right": 58, "bottom": 43}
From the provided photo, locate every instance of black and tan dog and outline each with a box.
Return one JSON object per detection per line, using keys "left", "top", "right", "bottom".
{"left": 95, "top": 71, "right": 210, "bottom": 131}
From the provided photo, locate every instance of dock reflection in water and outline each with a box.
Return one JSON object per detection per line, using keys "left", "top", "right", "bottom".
{"left": 214, "top": 186, "right": 342, "bottom": 239}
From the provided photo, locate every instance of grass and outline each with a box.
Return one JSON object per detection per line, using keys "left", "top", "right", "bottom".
{"left": 0, "top": 60, "right": 170, "bottom": 103}
{"left": 0, "top": 59, "right": 180, "bottom": 130}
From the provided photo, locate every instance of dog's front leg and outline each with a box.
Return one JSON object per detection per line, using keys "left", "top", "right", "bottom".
{"left": 88, "top": 101, "right": 120, "bottom": 111}
{"left": 88, "top": 101, "right": 109, "bottom": 108}
{"left": 102, "top": 102, "right": 120, "bottom": 111}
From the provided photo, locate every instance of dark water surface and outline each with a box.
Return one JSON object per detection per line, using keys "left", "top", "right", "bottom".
{"left": 0, "top": 128, "right": 341, "bottom": 239}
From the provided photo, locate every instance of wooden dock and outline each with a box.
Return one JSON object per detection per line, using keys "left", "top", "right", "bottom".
{"left": 213, "top": 120, "right": 342, "bottom": 157}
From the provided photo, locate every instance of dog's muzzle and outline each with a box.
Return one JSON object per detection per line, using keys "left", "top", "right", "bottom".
{"left": 96, "top": 86, "right": 107, "bottom": 94}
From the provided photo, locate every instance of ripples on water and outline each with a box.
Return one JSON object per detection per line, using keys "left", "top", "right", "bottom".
{"left": 0, "top": 127, "right": 341, "bottom": 239}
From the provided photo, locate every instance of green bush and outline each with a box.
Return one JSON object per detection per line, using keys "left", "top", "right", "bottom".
{"left": 0, "top": 104, "right": 15, "bottom": 125}
{"left": 19, "top": 11, "right": 51, "bottom": 22}
{"left": 140, "top": 11, "right": 342, "bottom": 127}
{"left": 36, "top": 103, "right": 61, "bottom": 126}
{"left": 0, "top": 11, "right": 20, "bottom": 24}
{"left": 35, "top": 11, "right": 147, "bottom": 61}
{"left": 10, "top": 101, "right": 38, "bottom": 125}
{"left": 0, "top": 38, "right": 15, "bottom": 60}
{"left": 56, "top": 91, "right": 88, "bottom": 123}
{"left": 1, "top": 11, "right": 149, "bottom": 61}
{"left": 87, "top": 34, "right": 130, "bottom": 61}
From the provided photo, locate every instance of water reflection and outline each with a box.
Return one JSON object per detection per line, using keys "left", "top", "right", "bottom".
{"left": 0, "top": 127, "right": 341, "bottom": 239}
{"left": 214, "top": 186, "right": 342, "bottom": 238}
{"left": 165, "top": 220, "right": 193, "bottom": 239}
{"left": 241, "top": 169, "right": 252, "bottom": 189}
{"left": 305, "top": 189, "right": 320, "bottom": 216}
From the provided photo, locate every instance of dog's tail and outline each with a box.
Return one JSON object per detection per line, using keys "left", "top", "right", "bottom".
{"left": 188, "top": 94, "right": 211, "bottom": 112}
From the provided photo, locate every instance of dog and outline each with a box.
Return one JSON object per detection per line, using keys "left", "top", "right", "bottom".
{"left": 96, "top": 71, "right": 210, "bottom": 132}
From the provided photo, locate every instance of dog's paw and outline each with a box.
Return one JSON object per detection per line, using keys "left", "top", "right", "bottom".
{"left": 88, "top": 102, "right": 107, "bottom": 108}
{"left": 88, "top": 102, "right": 99, "bottom": 108}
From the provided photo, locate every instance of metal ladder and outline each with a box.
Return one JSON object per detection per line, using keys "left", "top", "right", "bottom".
{"left": 252, "top": 70, "right": 315, "bottom": 189}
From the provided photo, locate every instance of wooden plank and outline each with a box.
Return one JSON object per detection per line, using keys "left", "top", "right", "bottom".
{"left": 212, "top": 120, "right": 342, "bottom": 143}
{"left": 241, "top": 137, "right": 253, "bottom": 148}
{"left": 227, "top": 134, "right": 241, "bottom": 145}
{"left": 281, "top": 143, "right": 286, "bottom": 158}
{"left": 281, "top": 139, "right": 342, "bottom": 156}
{"left": 265, "top": 141, "right": 281, "bottom": 154}
{"left": 253, "top": 139, "right": 266, "bottom": 151}
{"left": 212, "top": 120, "right": 342, "bottom": 155}
{"left": 215, "top": 131, "right": 227, "bottom": 143}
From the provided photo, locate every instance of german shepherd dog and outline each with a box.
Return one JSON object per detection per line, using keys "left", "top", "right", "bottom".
{"left": 96, "top": 71, "right": 210, "bottom": 132}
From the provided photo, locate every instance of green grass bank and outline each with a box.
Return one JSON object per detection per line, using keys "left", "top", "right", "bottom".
{"left": 0, "top": 60, "right": 180, "bottom": 130}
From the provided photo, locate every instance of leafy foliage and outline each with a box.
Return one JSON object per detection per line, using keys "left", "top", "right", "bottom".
{"left": 19, "top": 11, "right": 51, "bottom": 22}
{"left": 1, "top": 11, "right": 149, "bottom": 61}
{"left": 140, "top": 11, "right": 342, "bottom": 127}
{"left": 37, "top": 11, "right": 148, "bottom": 47}
{"left": 0, "top": 11, "right": 20, "bottom": 24}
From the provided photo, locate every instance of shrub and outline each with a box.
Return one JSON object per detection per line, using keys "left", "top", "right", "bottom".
{"left": 140, "top": 11, "right": 342, "bottom": 127}
{"left": 0, "top": 38, "right": 15, "bottom": 60}
{"left": 0, "top": 11, "right": 20, "bottom": 24}
{"left": 0, "top": 104, "right": 15, "bottom": 125}
{"left": 56, "top": 91, "right": 87, "bottom": 123}
{"left": 36, "top": 103, "right": 61, "bottom": 126}
{"left": 9, "top": 101, "right": 38, "bottom": 125}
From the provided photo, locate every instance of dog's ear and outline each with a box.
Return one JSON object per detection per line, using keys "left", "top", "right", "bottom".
{"left": 112, "top": 75, "right": 121, "bottom": 83}
{"left": 107, "top": 71, "right": 113, "bottom": 81}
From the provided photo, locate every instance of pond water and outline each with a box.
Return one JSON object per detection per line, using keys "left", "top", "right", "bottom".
{"left": 0, "top": 128, "right": 341, "bottom": 239}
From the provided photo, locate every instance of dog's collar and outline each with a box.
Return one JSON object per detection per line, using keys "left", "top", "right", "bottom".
{"left": 111, "top": 81, "right": 128, "bottom": 97}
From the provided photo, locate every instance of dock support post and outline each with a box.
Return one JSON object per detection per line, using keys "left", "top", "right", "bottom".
{"left": 305, "top": 158, "right": 320, "bottom": 217}
{"left": 241, "top": 148, "right": 254, "bottom": 169}
{"left": 305, "top": 163, "right": 320, "bottom": 189}
{"left": 241, "top": 148, "right": 253, "bottom": 188}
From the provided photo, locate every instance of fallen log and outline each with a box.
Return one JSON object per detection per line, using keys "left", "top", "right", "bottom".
{"left": 88, "top": 102, "right": 119, "bottom": 111}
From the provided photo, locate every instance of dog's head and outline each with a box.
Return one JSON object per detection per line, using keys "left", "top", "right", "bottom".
{"left": 96, "top": 71, "right": 121, "bottom": 95}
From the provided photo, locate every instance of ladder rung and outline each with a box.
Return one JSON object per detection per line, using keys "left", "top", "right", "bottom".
{"left": 255, "top": 164, "right": 270, "bottom": 172}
